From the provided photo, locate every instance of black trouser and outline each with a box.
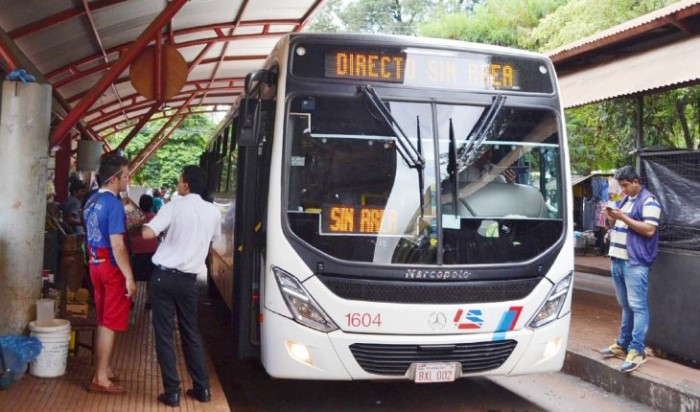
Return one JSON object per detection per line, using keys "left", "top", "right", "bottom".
{"left": 151, "top": 267, "right": 209, "bottom": 394}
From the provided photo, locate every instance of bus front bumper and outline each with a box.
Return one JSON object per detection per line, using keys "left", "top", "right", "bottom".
{"left": 261, "top": 309, "right": 570, "bottom": 380}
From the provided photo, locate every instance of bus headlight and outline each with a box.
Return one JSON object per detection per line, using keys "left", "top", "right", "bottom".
{"left": 273, "top": 267, "right": 338, "bottom": 333}
{"left": 528, "top": 272, "right": 573, "bottom": 329}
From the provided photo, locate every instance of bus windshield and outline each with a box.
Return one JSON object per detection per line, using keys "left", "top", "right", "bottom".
{"left": 285, "top": 94, "right": 563, "bottom": 265}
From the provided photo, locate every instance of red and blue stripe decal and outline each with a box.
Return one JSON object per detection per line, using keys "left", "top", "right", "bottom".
{"left": 492, "top": 306, "right": 523, "bottom": 341}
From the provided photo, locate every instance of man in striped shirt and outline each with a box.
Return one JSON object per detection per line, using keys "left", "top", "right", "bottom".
{"left": 599, "top": 166, "right": 661, "bottom": 372}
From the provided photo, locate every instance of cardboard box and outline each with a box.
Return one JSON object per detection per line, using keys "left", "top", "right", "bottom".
{"left": 66, "top": 303, "right": 88, "bottom": 318}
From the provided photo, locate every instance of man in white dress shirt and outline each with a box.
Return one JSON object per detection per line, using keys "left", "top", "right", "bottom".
{"left": 142, "top": 165, "right": 222, "bottom": 407}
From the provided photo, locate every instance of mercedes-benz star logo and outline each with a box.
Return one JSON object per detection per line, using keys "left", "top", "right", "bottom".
{"left": 428, "top": 312, "right": 447, "bottom": 330}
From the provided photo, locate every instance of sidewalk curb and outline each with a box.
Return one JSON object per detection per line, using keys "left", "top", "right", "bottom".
{"left": 574, "top": 263, "right": 610, "bottom": 277}
{"left": 563, "top": 347, "right": 700, "bottom": 411}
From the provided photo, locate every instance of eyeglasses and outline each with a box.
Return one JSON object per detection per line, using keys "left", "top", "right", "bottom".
{"left": 104, "top": 168, "right": 130, "bottom": 183}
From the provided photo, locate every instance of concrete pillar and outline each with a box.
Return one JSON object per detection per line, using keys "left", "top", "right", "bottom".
{"left": 0, "top": 80, "right": 52, "bottom": 335}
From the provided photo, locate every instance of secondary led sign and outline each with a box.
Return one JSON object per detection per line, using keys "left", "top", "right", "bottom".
{"left": 322, "top": 204, "right": 399, "bottom": 235}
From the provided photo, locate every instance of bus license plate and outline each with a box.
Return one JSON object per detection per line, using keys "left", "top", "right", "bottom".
{"left": 413, "top": 362, "right": 458, "bottom": 383}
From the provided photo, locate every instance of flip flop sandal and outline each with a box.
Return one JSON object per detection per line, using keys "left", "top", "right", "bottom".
{"left": 88, "top": 381, "right": 127, "bottom": 394}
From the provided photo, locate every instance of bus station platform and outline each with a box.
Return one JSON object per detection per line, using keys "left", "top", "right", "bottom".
{"left": 0, "top": 282, "right": 230, "bottom": 411}
{"left": 568, "top": 269, "right": 700, "bottom": 411}
{"left": 1, "top": 263, "right": 698, "bottom": 411}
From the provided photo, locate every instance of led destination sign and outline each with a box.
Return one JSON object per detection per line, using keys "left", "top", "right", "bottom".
{"left": 330, "top": 52, "right": 407, "bottom": 82}
{"left": 292, "top": 43, "right": 553, "bottom": 94}
{"left": 327, "top": 51, "right": 516, "bottom": 90}
{"left": 322, "top": 204, "right": 399, "bottom": 235}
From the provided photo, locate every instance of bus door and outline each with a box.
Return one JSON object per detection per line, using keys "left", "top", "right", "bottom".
{"left": 232, "top": 70, "right": 276, "bottom": 359}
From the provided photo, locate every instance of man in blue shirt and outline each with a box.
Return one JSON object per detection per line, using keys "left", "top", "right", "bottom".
{"left": 84, "top": 154, "right": 137, "bottom": 394}
{"left": 600, "top": 166, "right": 661, "bottom": 372}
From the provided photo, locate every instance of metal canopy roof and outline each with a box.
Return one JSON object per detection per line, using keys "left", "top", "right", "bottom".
{"left": 549, "top": 0, "right": 700, "bottom": 108}
{"left": 557, "top": 36, "right": 700, "bottom": 109}
{"left": 0, "top": 0, "right": 324, "bottom": 152}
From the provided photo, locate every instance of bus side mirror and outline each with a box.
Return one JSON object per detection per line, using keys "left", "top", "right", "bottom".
{"left": 238, "top": 99, "right": 259, "bottom": 146}
{"left": 239, "top": 70, "right": 276, "bottom": 147}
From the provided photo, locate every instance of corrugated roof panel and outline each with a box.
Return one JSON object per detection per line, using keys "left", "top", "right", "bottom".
{"left": 215, "top": 62, "right": 265, "bottom": 79}
{"left": 234, "top": 25, "right": 265, "bottom": 36}
{"left": 0, "top": 0, "right": 72, "bottom": 31}
{"left": 0, "top": 0, "right": 325, "bottom": 147}
{"left": 270, "top": 24, "right": 299, "bottom": 33}
{"left": 178, "top": 44, "right": 212, "bottom": 62}
{"left": 558, "top": 36, "right": 700, "bottom": 108}
{"left": 171, "top": 0, "right": 239, "bottom": 31}
{"left": 176, "top": 30, "right": 219, "bottom": 44}
{"left": 57, "top": 71, "right": 106, "bottom": 97}
{"left": 243, "top": 0, "right": 317, "bottom": 20}
{"left": 226, "top": 36, "right": 280, "bottom": 56}
{"left": 548, "top": 0, "right": 700, "bottom": 58}
{"left": 92, "top": 10, "right": 161, "bottom": 50}
{"left": 13, "top": 21, "right": 97, "bottom": 73}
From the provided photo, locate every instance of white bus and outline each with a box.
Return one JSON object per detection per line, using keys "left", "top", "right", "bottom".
{"left": 203, "top": 33, "right": 574, "bottom": 382}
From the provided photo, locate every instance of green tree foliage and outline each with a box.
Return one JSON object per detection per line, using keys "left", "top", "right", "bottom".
{"left": 420, "top": 0, "right": 565, "bottom": 47}
{"left": 107, "top": 112, "right": 214, "bottom": 188}
{"left": 339, "top": 0, "right": 434, "bottom": 35}
{"left": 527, "top": 0, "right": 674, "bottom": 51}
{"left": 307, "top": 0, "right": 344, "bottom": 32}
{"left": 537, "top": 0, "right": 694, "bottom": 173}
{"left": 308, "top": 0, "right": 440, "bottom": 35}
{"left": 566, "top": 101, "right": 637, "bottom": 174}
{"left": 642, "top": 87, "right": 700, "bottom": 149}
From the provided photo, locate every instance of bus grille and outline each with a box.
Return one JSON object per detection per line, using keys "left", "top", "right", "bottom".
{"left": 317, "top": 276, "right": 541, "bottom": 304}
{"left": 349, "top": 340, "right": 518, "bottom": 376}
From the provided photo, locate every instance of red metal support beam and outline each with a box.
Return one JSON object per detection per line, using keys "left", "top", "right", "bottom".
{"left": 188, "top": 42, "right": 216, "bottom": 73}
{"left": 45, "top": 22, "right": 285, "bottom": 81}
{"left": 8, "top": 0, "right": 128, "bottom": 39}
{"left": 85, "top": 88, "right": 241, "bottom": 126}
{"left": 116, "top": 102, "right": 161, "bottom": 150}
{"left": 0, "top": 27, "right": 98, "bottom": 145}
{"left": 130, "top": 114, "right": 189, "bottom": 175}
{"left": 96, "top": 106, "right": 226, "bottom": 138}
{"left": 53, "top": 92, "right": 100, "bottom": 141}
{"left": 50, "top": 0, "right": 188, "bottom": 147}
{"left": 129, "top": 94, "right": 196, "bottom": 173}
{"left": 155, "top": 32, "right": 163, "bottom": 102}
{"left": 0, "top": 42, "right": 18, "bottom": 70}
{"left": 128, "top": 118, "right": 176, "bottom": 171}
{"left": 65, "top": 70, "right": 251, "bottom": 103}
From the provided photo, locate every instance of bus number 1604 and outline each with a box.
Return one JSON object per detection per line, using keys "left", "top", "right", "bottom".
{"left": 345, "top": 312, "right": 382, "bottom": 328}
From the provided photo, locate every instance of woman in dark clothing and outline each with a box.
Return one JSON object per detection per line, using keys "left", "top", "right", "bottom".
{"left": 131, "top": 194, "right": 158, "bottom": 308}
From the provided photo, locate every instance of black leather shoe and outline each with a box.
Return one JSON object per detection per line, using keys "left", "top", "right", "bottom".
{"left": 157, "top": 392, "right": 180, "bottom": 407}
{"left": 186, "top": 387, "right": 211, "bottom": 402}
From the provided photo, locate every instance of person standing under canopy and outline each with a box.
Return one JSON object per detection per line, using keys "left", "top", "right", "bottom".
{"left": 142, "top": 165, "right": 222, "bottom": 407}
{"left": 84, "top": 154, "right": 137, "bottom": 394}
{"left": 599, "top": 166, "right": 661, "bottom": 373}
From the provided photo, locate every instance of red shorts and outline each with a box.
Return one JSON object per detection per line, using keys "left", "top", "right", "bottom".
{"left": 90, "top": 261, "right": 130, "bottom": 331}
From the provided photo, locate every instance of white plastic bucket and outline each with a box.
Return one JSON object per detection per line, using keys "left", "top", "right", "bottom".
{"left": 29, "top": 319, "right": 71, "bottom": 378}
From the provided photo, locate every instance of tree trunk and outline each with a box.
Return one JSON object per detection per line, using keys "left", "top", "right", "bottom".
{"left": 675, "top": 100, "right": 692, "bottom": 149}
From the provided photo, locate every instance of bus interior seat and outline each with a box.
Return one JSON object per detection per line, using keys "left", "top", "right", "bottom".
{"left": 455, "top": 182, "right": 549, "bottom": 218}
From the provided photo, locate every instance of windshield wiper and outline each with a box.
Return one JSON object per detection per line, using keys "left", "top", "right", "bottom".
{"left": 416, "top": 115, "right": 425, "bottom": 218}
{"left": 458, "top": 94, "right": 507, "bottom": 166}
{"left": 358, "top": 85, "right": 427, "bottom": 216}
{"left": 358, "top": 85, "right": 425, "bottom": 170}
{"left": 448, "top": 119, "right": 459, "bottom": 214}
